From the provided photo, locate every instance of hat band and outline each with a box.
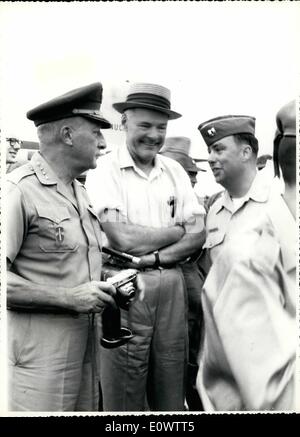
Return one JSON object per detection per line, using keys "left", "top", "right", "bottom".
{"left": 73, "top": 108, "right": 104, "bottom": 117}
{"left": 126, "top": 93, "right": 171, "bottom": 110}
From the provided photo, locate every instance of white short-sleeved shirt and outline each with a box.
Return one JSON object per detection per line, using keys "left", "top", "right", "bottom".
{"left": 86, "top": 145, "right": 205, "bottom": 233}
{"left": 204, "top": 172, "right": 273, "bottom": 262}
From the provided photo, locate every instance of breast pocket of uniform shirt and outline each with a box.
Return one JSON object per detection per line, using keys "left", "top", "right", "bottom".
{"left": 36, "top": 205, "right": 78, "bottom": 252}
{"left": 203, "top": 229, "right": 226, "bottom": 250}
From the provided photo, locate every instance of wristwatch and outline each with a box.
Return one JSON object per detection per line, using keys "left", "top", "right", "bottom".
{"left": 153, "top": 250, "right": 160, "bottom": 268}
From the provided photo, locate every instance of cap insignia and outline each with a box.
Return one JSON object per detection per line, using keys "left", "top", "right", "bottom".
{"left": 207, "top": 127, "right": 216, "bottom": 137}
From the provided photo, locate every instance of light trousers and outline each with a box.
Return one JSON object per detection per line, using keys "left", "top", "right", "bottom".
{"left": 100, "top": 267, "right": 188, "bottom": 412}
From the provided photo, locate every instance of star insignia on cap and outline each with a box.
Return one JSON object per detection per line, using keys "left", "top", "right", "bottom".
{"left": 207, "top": 127, "right": 216, "bottom": 137}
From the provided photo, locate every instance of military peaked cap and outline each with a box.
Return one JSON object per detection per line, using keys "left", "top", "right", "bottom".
{"left": 27, "top": 82, "right": 111, "bottom": 128}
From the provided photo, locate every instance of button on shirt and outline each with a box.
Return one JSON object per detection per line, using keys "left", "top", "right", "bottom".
{"left": 7, "top": 152, "right": 102, "bottom": 286}
{"left": 204, "top": 172, "right": 272, "bottom": 262}
{"left": 86, "top": 145, "right": 205, "bottom": 231}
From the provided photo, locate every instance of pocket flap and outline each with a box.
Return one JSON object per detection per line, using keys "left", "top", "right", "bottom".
{"left": 203, "top": 231, "right": 225, "bottom": 249}
{"left": 36, "top": 205, "right": 71, "bottom": 223}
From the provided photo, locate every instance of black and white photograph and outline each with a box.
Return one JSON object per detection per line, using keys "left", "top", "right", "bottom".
{"left": 0, "top": 1, "right": 299, "bottom": 422}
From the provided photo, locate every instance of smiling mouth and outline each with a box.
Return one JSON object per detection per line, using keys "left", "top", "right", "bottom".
{"left": 142, "top": 144, "right": 158, "bottom": 148}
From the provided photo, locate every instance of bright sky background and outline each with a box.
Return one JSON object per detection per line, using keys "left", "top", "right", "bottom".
{"left": 0, "top": 1, "right": 299, "bottom": 194}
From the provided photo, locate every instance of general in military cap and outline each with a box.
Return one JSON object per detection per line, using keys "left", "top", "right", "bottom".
{"left": 27, "top": 82, "right": 111, "bottom": 129}
{"left": 198, "top": 115, "right": 256, "bottom": 147}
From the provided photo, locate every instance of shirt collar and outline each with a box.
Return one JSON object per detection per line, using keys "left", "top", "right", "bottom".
{"left": 118, "top": 145, "right": 164, "bottom": 179}
{"left": 30, "top": 152, "right": 58, "bottom": 185}
{"left": 216, "top": 171, "right": 271, "bottom": 214}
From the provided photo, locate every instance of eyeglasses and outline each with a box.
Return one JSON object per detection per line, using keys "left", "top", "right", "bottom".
{"left": 6, "top": 138, "right": 21, "bottom": 146}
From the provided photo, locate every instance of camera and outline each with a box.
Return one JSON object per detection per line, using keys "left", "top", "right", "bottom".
{"left": 101, "top": 267, "right": 138, "bottom": 349}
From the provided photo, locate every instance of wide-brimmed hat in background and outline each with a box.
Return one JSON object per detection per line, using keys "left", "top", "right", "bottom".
{"left": 160, "top": 136, "right": 206, "bottom": 173}
{"left": 112, "top": 83, "right": 182, "bottom": 120}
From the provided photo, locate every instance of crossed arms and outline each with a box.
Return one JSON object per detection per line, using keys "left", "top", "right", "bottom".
{"left": 101, "top": 210, "right": 205, "bottom": 268}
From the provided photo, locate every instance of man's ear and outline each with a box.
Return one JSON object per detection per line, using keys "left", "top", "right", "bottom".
{"left": 121, "top": 113, "right": 128, "bottom": 131}
{"left": 241, "top": 144, "right": 252, "bottom": 161}
{"left": 60, "top": 126, "right": 73, "bottom": 145}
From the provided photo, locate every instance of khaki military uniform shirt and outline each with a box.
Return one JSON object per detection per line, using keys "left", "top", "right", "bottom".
{"left": 7, "top": 152, "right": 102, "bottom": 286}
{"left": 204, "top": 172, "right": 271, "bottom": 263}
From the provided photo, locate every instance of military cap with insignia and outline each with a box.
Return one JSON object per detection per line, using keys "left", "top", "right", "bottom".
{"left": 27, "top": 82, "right": 111, "bottom": 128}
{"left": 198, "top": 115, "right": 256, "bottom": 147}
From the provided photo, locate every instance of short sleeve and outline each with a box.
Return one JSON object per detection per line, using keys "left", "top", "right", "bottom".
{"left": 85, "top": 155, "right": 127, "bottom": 222}
{"left": 6, "top": 181, "right": 27, "bottom": 264}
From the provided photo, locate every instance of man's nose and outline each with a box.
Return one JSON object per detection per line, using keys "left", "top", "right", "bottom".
{"left": 97, "top": 140, "right": 107, "bottom": 155}
{"left": 146, "top": 127, "right": 161, "bottom": 140}
{"left": 208, "top": 150, "right": 216, "bottom": 165}
{"left": 13, "top": 141, "right": 21, "bottom": 151}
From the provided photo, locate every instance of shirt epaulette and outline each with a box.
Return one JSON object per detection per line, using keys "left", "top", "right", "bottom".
{"left": 6, "top": 162, "right": 35, "bottom": 184}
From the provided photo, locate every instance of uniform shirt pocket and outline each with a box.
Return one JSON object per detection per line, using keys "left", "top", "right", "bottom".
{"left": 203, "top": 230, "right": 226, "bottom": 250}
{"left": 36, "top": 205, "right": 78, "bottom": 252}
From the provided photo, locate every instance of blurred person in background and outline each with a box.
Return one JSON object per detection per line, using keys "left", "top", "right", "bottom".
{"left": 6, "top": 136, "right": 27, "bottom": 173}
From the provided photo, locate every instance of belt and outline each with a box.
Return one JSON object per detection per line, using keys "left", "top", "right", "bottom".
{"left": 138, "top": 264, "right": 178, "bottom": 272}
{"left": 104, "top": 257, "right": 178, "bottom": 271}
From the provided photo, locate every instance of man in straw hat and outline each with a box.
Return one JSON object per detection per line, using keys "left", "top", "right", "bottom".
{"left": 6, "top": 83, "right": 116, "bottom": 411}
{"left": 196, "top": 108, "right": 296, "bottom": 410}
{"left": 159, "top": 136, "right": 205, "bottom": 410}
{"left": 86, "top": 82, "right": 205, "bottom": 411}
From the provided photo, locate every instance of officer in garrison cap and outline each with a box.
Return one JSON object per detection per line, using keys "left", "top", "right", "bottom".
{"left": 196, "top": 111, "right": 296, "bottom": 411}
{"left": 197, "top": 114, "right": 272, "bottom": 263}
{"left": 86, "top": 83, "right": 205, "bottom": 411}
{"left": 6, "top": 83, "right": 116, "bottom": 412}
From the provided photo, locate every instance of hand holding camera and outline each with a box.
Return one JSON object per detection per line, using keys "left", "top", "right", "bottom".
{"left": 101, "top": 267, "right": 139, "bottom": 349}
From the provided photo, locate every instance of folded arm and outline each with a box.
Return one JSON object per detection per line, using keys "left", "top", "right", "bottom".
{"left": 139, "top": 217, "right": 205, "bottom": 267}
{"left": 101, "top": 209, "right": 185, "bottom": 256}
